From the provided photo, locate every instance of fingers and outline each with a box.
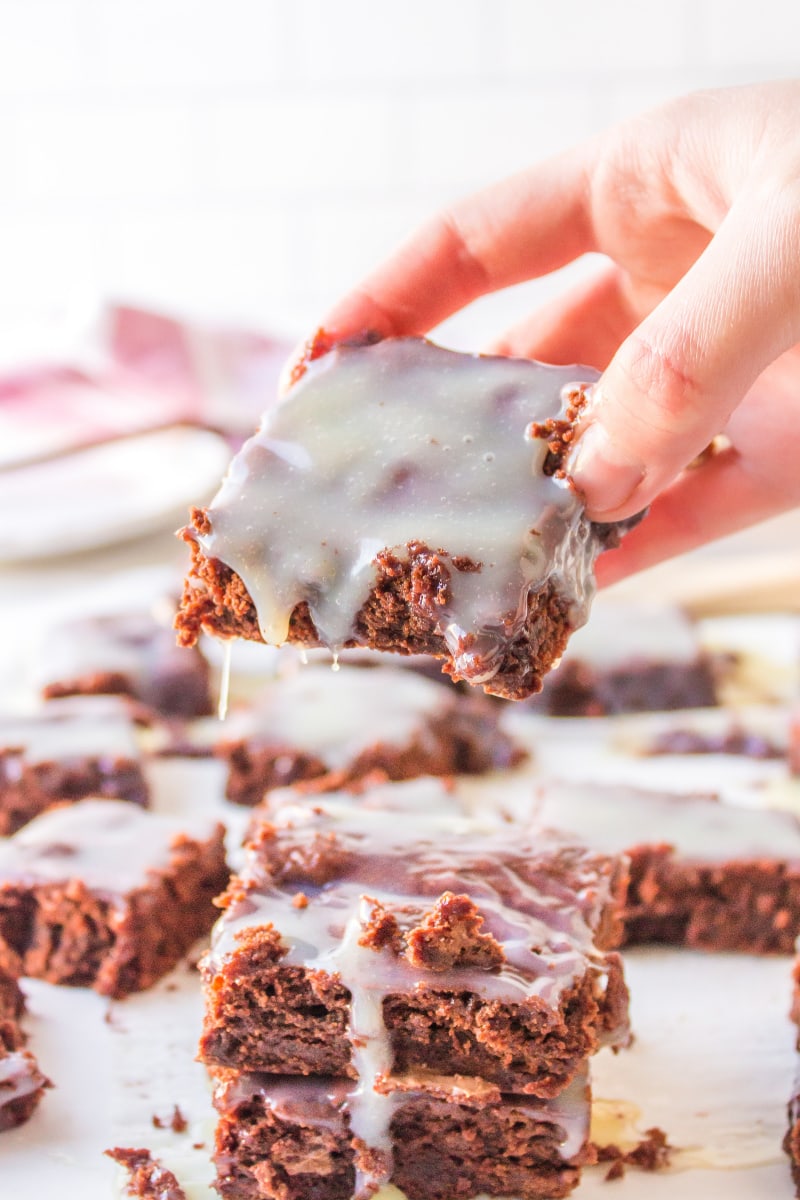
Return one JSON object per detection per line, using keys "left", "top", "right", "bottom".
{"left": 568, "top": 185, "right": 800, "bottom": 521}
{"left": 486, "top": 262, "right": 640, "bottom": 369}
{"left": 595, "top": 375, "right": 800, "bottom": 586}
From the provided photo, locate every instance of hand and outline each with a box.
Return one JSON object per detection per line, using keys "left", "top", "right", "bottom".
{"left": 288, "top": 82, "right": 800, "bottom": 584}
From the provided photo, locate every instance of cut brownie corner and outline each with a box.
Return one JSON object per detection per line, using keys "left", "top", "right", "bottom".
{"left": 0, "top": 800, "right": 229, "bottom": 998}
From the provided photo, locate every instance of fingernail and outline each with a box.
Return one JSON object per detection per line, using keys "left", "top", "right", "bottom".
{"left": 566, "top": 421, "right": 646, "bottom": 516}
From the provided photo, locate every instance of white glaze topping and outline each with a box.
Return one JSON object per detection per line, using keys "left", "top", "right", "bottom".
{"left": 217, "top": 665, "right": 448, "bottom": 767}
{"left": 198, "top": 339, "right": 601, "bottom": 684}
{"left": 208, "top": 779, "right": 623, "bottom": 1192}
{"left": 0, "top": 799, "right": 219, "bottom": 896}
{"left": 534, "top": 781, "right": 800, "bottom": 861}
{"left": 0, "top": 695, "right": 139, "bottom": 765}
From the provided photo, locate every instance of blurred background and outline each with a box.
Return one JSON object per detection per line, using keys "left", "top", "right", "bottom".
{"left": 0, "top": 0, "right": 798, "bottom": 606}
{"left": 2, "top": 0, "right": 798, "bottom": 347}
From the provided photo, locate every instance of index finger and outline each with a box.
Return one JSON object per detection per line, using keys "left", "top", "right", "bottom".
{"left": 317, "top": 145, "right": 597, "bottom": 346}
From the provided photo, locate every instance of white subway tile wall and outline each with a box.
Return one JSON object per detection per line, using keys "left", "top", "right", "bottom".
{"left": 0, "top": 0, "right": 795, "bottom": 351}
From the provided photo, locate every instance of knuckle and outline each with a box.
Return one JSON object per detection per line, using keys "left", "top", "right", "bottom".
{"left": 616, "top": 329, "right": 705, "bottom": 435}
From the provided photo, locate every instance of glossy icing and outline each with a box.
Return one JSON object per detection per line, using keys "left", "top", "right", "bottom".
{"left": 197, "top": 339, "right": 601, "bottom": 685}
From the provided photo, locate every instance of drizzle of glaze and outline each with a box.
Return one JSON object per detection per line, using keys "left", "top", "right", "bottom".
{"left": 0, "top": 798, "right": 219, "bottom": 897}
{"left": 207, "top": 778, "right": 627, "bottom": 1192}
{"left": 196, "top": 339, "right": 601, "bottom": 685}
{"left": 215, "top": 1068, "right": 592, "bottom": 1188}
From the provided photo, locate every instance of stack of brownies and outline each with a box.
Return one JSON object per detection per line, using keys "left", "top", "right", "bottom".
{"left": 198, "top": 776, "right": 632, "bottom": 1200}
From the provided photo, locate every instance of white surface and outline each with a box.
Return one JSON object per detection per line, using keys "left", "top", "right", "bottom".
{"left": 4, "top": 939, "right": 796, "bottom": 1199}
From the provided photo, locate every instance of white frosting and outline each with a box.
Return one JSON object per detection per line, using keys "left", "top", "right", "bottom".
{"left": 219, "top": 665, "right": 447, "bottom": 768}
{"left": 198, "top": 339, "right": 601, "bottom": 685}
{"left": 533, "top": 781, "right": 800, "bottom": 861}
{"left": 0, "top": 1051, "right": 43, "bottom": 1104}
{"left": 209, "top": 779, "right": 622, "bottom": 1188}
{"left": 0, "top": 799, "right": 218, "bottom": 895}
{"left": 0, "top": 696, "right": 140, "bottom": 766}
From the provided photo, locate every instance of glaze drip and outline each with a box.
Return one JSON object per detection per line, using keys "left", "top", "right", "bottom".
{"left": 197, "top": 339, "right": 600, "bottom": 684}
{"left": 207, "top": 778, "right": 628, "bottom": 1193}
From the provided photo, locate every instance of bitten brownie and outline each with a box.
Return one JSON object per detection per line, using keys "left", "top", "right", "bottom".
{"left": 0, "top": 800, "right": 228, "bottom": 997}
{"left": 200, "top": 778, "right": 629, "bottom": 1094}
{"left": 41, "top": 610, "right": 212, "bottom": 720}
{"left": 177, "top": 338, "right": 636, "bottom": 700}
{"left": 0, "top": 948, "right": 50, "bottom": 1132}
{"left": 0, "top": 696, "right": 148, "bottom": 835}
{"left": 212, "top": 664, "right": 524, "bottom": 806}
{"left": 212, "top": 1070, "right": 594, "bottom": 1200}
{"left": 535, "top": 782, "right": 800, "bottom": 953}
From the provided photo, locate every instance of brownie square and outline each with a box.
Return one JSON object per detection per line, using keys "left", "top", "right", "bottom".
{"left": 213, "top": 665, "right": 524, "bottom": 805}
{"left": 40, "top": 610, "right": 212, "bottom": 720}
{"left": 177, "top": 338, "right": 636, "bottom": 700}
{"left": 529, "top": 602, "right": 719, "bottom": 717}
{"left": 535, "top": 782, "right": 800, "bottom": 952}
{"left": 0, "top": 799, "right": 228, "bottom": 997}
{"left": 0, "top": 695, "right": 148, "bottom": 835}
{"left": 212, "top": 1069, "right": 593, "bottom": 1200}
{"left": 200, "top": 778, "right": 629, "bottom": 1095}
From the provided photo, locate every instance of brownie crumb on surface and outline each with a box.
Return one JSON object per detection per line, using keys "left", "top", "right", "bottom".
{"left": 105, "top": 1147, "right": 187, "bottom": 1200}
{"left": 595, "top": 1126, "right": 673, "bottom": 1181}
{"left": 152, "top": 1104, "right": 188, "bottom": 1133}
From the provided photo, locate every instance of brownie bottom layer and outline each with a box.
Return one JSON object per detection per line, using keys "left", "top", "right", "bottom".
{"left": 213, "top": 1073, "right": 591, "bottom": 1200}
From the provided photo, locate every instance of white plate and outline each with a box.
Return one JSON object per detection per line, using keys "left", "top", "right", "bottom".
{"left": 0, "top": 426, "right": 230, "bottom": 563}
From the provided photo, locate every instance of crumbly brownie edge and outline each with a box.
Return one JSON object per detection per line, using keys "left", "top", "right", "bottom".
{"left": 623, "top": 847, "right": 800, "bottom": 954}
{"left": 212, "top": 1075, "right": 590, "bottom": 1200}
{"left": 0, "top": 960, "right": 50, "bottom": 1132}
{"left": 176, "top": 524, "right": 575, "bottom": 701}
{"left": 0, "top": 755, "right": 149, "bottom": 836}
{"left": 0, "top": 826, "right": 228, "bottom": 997}
{"left": 105, "top": 1147, "right": 187, "bottom": 1200}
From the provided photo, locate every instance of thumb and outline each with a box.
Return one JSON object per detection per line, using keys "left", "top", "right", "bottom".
{"left": 567, "top": 185, "right": 800, "bottom": 520}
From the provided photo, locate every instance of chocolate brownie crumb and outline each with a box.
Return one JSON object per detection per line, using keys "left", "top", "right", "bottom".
{"left": 105, "top": 1147, "right": 187, "bottom": 1199}
{"left": 595, "top": 1126, "right": 672, "bottom": 1180}
{"left": 359, "top": 898, "right": 403, "bottom": 953}
{"left": 152, "top": 1104, "right": 188, "bottom": 1133}
{"left": 404, "top": 892, "right": 505, "bottom": 971}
